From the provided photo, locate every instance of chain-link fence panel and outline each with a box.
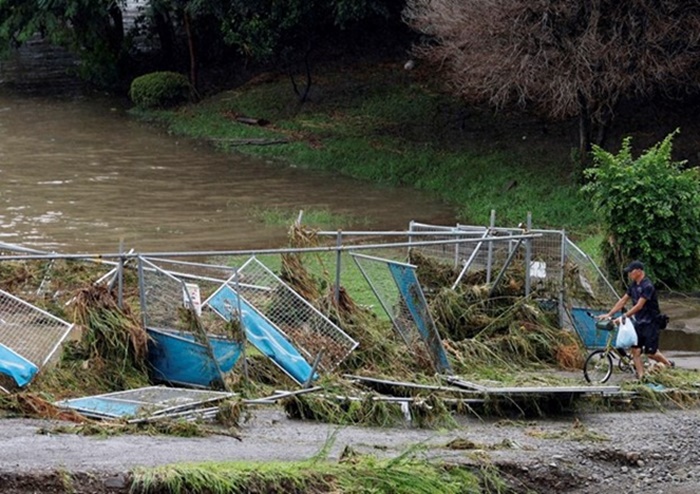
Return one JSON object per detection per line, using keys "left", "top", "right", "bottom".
{"left": 138, "top": 257, "right": 243, "bottom": 388}
{"left": 139, "top": 256, "right": 242, "bottom": 336}
{"left": 526, "top": 230, "right": 565, "bottom": 298}
{"left": 55, "top": 386, "right": 235, "bottom": 420}
{"left": 564, "top": 239, "right": 619, "bottom": 310}
{"left": 351, "top": 253, "right": 451, "bottom": 374}
{"left": 0, "top": 289, "right": 73, "bottom": 386}
{"left": 141, "top": 256, "right": 250, "bottom": 301}
{"left": 562, "top": 239, "right": 620, "bottom": 346}
{"left": 407, "top": 223, "right": 573, "bottom": 296}
{"left": 403, "top": 223, "right": 622, "bottom": 329}
{"left": 408, "top": 222, "right": 491, "bottom": 270}
{"left": 408, "top": 222, "right": 534, "bottom": 286}
{"left": 139, "top": 257, "right": 193, "bottom": 332}
{"left": 231, "top": 256, "right": 358, "bottom": 372}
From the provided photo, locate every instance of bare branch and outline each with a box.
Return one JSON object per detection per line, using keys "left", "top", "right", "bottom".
{"left": 404, "top": 0, "right": 700, "bottom": 126}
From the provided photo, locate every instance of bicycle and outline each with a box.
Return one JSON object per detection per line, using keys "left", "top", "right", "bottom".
{"left": 583, "top": 314, "right": 636, "bottom": 384}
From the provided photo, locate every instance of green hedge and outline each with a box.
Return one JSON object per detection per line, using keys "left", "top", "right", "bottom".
{"left": 129, "top": 71, "right": 191, "bottom": 109}
{"left": 583, "top": 130, "right": 700, "bottom": 289}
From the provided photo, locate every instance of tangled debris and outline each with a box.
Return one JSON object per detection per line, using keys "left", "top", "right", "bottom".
{"left": 1, "top": 227, "right": 699, "bottom": 435}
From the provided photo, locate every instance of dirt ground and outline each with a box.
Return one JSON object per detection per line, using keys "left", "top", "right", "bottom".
{"left": 1, "top": 402, "right": 700, "bottom": 494}
{"left": 2, "top": 344, "right": 700, "bottom": 493}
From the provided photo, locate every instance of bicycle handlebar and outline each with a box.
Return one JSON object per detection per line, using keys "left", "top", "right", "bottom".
{"left": 586, "top": 311, "right": 609, "bottom": 319}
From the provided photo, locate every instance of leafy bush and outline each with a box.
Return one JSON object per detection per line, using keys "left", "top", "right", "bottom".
{"left": 129, "top": 72, "right": 191, "bottom": 109}
{"left": 582, "top": 129, "right": 700, "bottom": 289}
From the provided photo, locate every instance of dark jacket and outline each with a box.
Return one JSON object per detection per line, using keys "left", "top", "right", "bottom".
{"left": 626, "top": 277, "right": 660, "bottom": 325}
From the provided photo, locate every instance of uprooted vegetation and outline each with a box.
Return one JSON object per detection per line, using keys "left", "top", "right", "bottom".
{"left": 2, "top": 232, "right": 700, "bottom": 494}
{"left": 129, "top": 446, "right": 494, "bottom": 494}
{"left": 1, "top": 227, "right": 699, "bottom": 437}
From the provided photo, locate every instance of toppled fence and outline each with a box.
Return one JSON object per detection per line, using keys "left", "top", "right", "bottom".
{"left": 351, "top": 253, "right": 451, "bottom": 374}
{"left": 406, "top": 221, "right": 620, "bottom": 330}
{"left": 55, "top": 386, "right": 236, "bottom": 421}
{"left": 0, "top": 289, "right": 73, "bottom": 388}
{"left": 138, "top": 257, "right": 243, "bottom": 389}
{"left": 215, "top": 256, "right": 358, "bottom": 373}
{"left": 2, "top": 218, "right": 664, "bottom": 425}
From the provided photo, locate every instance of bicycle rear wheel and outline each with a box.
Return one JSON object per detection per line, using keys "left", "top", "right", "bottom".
{"left": 584, "top": 350, "right": 613, "bottom": 384}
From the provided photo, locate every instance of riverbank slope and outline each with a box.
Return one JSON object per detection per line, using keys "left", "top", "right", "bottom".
{"left": 131, "top": 58, "right": 700, "bottom": 244}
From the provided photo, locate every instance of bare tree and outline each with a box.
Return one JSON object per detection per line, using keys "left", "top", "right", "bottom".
{"left": 404, "top": 0, "right": 700, "bottom": 163}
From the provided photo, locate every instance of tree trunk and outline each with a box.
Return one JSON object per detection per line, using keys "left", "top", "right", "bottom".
{"left": 107, "top": 4, "right": 124, "bottom": 53}
{"left": 183, "top": 11, "right": 198, "bottom": 95}
{"left": 591, "top": 102, "right": 616, "bottom": 150}
{"left": 577, "top": 91, "right": 592, "bottom": 169}
{"left": 286, "top": 41, "right": 313, "bottom": 104}
{"left": 153, "top": 10, "right": 176, "bottom": 69}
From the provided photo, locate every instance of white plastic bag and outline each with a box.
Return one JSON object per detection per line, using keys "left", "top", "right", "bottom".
{"left": 615, "top": 317, "right": 638, "bottom": 348}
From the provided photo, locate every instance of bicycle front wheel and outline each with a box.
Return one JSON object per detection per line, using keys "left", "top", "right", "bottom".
{"left": 584, "top": 350, "right": 613, "bottom": 384}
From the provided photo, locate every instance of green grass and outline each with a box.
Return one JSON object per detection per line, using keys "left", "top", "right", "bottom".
{"left": 249, "top": 249, "right": 393, "bottom": 322}
{"left": 131, "top": 455, "right": 484, "bottom": 494}
{"left": 572, "top": 232, "right": 604, "bottom": 263}
{"left": 130, "top": 61, "right": 598, "bottom": 234}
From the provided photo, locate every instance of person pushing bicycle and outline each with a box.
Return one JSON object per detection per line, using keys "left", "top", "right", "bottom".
{"left": 597, "top": 260, "right": 674, "bottom": 380}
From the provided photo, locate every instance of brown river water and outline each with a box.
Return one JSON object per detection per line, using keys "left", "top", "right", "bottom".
{"left": 0, "top": 91, "right": 456, "bottom": 254}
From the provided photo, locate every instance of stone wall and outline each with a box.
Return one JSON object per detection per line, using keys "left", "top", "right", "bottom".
{"left": 0, "top": 0, "right": 150, "bottom": 90}
{"left": 0, "top": 36, "right": 81, "bottom": 90}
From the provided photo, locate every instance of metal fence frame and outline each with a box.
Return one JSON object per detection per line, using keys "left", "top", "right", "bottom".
{"left": 2, "top": 220, "right": 619, "bottom": 376}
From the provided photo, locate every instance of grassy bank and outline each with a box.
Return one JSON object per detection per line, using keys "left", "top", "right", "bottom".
{"left": 131, "top": 61, "right": 597, "bottom": 236}
{"left": 131, "top": 453, "right": 493, "bottom": 494}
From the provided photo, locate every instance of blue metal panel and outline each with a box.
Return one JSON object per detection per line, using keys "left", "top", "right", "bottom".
{"left": 387, "top": 262, "right": 452, "bottom": 374}
{"left": 0, "top": 343, "right": 38, "bottom": 387}
{"left": 55, "top": 386, "right": 237, "bottom": 420}
{"left": 57, "top": 397, "right": 143, "bottom": 418}
{"left": 147, "top": 328, "right": 242, "bottom": 388}
{"left": 207, "top": 285, "right": 315, "bottom": 385}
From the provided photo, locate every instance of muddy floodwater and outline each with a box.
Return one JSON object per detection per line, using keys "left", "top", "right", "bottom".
{"left": 0, "top": 91, "right": 456, "bottom": 254}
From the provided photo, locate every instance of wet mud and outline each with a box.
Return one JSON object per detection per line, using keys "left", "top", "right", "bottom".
{"left": 2, "top": 406, "right": 700, "bottom": 493}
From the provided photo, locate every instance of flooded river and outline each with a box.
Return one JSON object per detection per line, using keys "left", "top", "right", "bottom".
{"left": 0, "top": 91, "right": 456, "bottom": 254}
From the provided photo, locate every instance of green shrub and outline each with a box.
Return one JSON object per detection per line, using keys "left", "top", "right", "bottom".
{"left": 582, "top": 129, "right": 700, "bottom": 289}
{"left": 129, "top": 72, "right": 191, "bottom": 109}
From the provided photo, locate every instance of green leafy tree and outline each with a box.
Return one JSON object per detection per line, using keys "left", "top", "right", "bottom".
{"left": 137, "top": 0, "right": 397, "bottom": 98}
{"left": 219, "top": 0, "right": 395, "bottom": 101}
{"left": 142, "top": 0, "right": 228, "bottom": 93}
{"left": 582, "top": 130, "right": 700, "bottom": 289}
{"left": 222, "top": 0, "right": 393, "bottom": 60}
{"left": 0, "top": 0, "right": 127, "bottom": 86}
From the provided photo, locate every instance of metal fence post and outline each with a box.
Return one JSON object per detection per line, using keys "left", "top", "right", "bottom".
{"left": 559, "top": 230, "right": 567, "bottom": 327}
{"left": 486, "top": 210, "right": 495, "bottom": 283}
{"left": 335, "top": 230, "right": 342, "bottom": 305}
{"left": 234, "top": 267, "right": 249, "bottom": 383}
{"left": 137, "top": 256, "right": 146, "bottom": 328}
{"left": 117, "top": 240, "right": 124, "bottom": 309}
{"left": 453, "top": 227, "right": 460, "bottom": 269}
{"left": 118, "top": 259, "right": 124, "bottom": 310}
{"left": 525, "top": 212, "right": 532, "bottom": 297}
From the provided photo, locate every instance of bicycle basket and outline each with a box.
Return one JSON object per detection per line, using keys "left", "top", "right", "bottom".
{"left": 570, "top": 307, "right": 617, "bottom": 349}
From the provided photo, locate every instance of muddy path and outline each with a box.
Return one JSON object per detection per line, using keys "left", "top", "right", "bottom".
{"left": 2, "top": 406, "right": 700, "bottom": 493}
